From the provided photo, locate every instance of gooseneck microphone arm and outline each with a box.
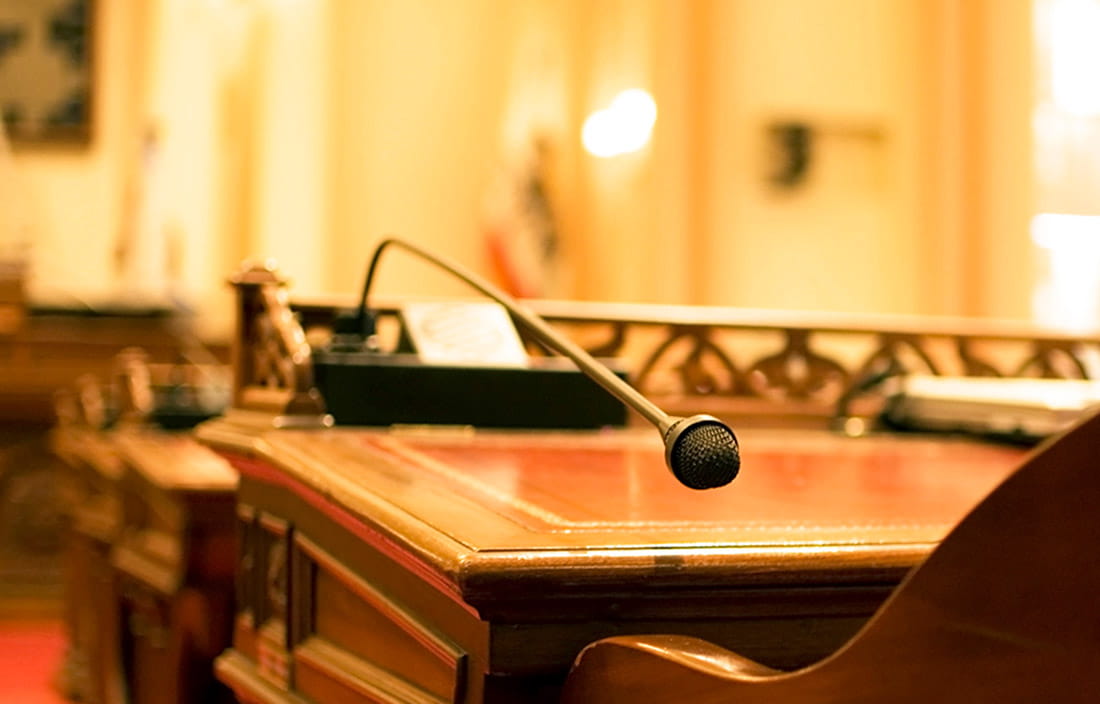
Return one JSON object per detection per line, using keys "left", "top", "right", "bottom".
{"left": 355, "top": 237, "right": 740, "bottom": 489}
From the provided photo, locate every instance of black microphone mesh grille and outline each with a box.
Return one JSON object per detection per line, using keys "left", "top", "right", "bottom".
{"left": 669, "top": 420, "right": 740, "bottom": 489}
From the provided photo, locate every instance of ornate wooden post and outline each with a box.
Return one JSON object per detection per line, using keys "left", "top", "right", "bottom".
{"left": 226, "top": 261, "right": 330, "bottom": 427}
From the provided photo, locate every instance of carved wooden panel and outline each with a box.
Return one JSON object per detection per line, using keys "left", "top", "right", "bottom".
{"left": 294, "top": 638, "right": 450, "bottom": 704}
{"left": 297, "top": 535, "right": 465, "bottom": 703}
{"left": 255, "top": 513, "right": 291, "bottom": 689}
{"left": 233, "top": 504, "right": 258, "bottom": 661}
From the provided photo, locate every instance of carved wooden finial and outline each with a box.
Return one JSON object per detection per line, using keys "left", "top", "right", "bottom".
{"left": 229, "top": 258, "right": 284, "bottom": 288}
{"left": 225, "top": 259, "right": 329, "bottom": 426}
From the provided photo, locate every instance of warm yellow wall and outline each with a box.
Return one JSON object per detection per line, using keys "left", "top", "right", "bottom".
{"left": 4, "top": 0, "right": 1040, "bottom": 340}
{"left": 557, "top": 0, "right": 1035, "bottom": 318}
{"left": 327, "top": 0, "right": 536, "bottom": 300}
{"left": 974, "top": 0, "right": 1036, "bottom": 320}
{"left": 698, "top": 0, "right": 924, "bottom": 313}
{"left": 563, "top": 0, "right": 710, "bottom": 306}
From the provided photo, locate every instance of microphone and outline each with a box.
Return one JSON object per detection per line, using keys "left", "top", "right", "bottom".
{"left": 354, "top": 238, "right": 740, "bottom": 490}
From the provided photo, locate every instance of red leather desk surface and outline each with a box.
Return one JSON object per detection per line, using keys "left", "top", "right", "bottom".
{"left": 216, "top": 425, "right": 1029, "bottom": 590}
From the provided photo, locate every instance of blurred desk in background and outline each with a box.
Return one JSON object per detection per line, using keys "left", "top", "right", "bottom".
{"left": 48, "top": 348, "right": 233, "bottom": 704}
{"left": 109, "top": 430, "right": 237, "bottom": 704}
{"left": 0, "top": 303, "right": 227, "bottom": 612}
{"left": 0, "top": 304, "right": 189, "bottom": 423}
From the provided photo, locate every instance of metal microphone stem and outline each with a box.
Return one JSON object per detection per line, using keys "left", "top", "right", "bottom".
{"left": 360, "top": 239, "right": 671, "bottom": 428}
{"left": 356, "top": 237, "right": 739, "bottom": 489}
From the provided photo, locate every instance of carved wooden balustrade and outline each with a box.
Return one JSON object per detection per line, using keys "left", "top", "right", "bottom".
{"left": 513, "top": 301, "right": 1100, "bottom": 428}
{"left": 231, "top": 265, "right": 1100, "bottom": 430}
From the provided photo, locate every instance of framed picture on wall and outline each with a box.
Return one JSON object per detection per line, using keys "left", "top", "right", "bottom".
{"left": 0, "top": 0, "right": 92, "bottom": 144}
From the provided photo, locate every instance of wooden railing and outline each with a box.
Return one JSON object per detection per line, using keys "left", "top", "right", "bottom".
{"left": 512, "top": 301, "right": 1100, "bottom": 428}
{"left": 231, "top": 264, "right": 1100, "bottom": 430}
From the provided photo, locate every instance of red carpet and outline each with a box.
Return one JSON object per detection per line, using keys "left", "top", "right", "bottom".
{"left": 0, "top": 620, "right": 68, "bottom": 704}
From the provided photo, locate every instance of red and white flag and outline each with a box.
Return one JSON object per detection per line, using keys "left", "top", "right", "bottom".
{"left": 483, "top": 139, "right": 559, "bottom": 300}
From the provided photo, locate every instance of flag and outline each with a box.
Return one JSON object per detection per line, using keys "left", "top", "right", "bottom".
{"left": 483, "top": 138, "right": 559, "bottom": 299}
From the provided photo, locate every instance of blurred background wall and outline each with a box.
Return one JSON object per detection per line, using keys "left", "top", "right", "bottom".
{"left": 4, "top": 0, "right": 1092, "bottom": 342}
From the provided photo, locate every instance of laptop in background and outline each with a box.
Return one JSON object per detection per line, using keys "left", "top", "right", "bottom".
{"left": 882, "top": 375, "right": 1100, "bottom": 442}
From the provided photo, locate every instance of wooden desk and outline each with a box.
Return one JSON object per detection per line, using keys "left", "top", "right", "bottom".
{"left": 110, "top": 430, "right": 238, "bottom": 704}
{"left": 50, "top": 351, "right": 234, "bottom": 704}
{"left": 1, "top": 305, "right": 227, "bottom": 608}
{"left": 52, "top": 423, "right": 127, "bottom": 704}
{"left": 198, "top": 418, "right": 1026, "bottom": 704}
{"left": 0, "top": 305, "right": 189, "bottom": 424}
{"left": 53, "top": 424, "right": 238, "bottom": 704}
{"left": 203, "top": 262, "right": 1090, "bottom": 703}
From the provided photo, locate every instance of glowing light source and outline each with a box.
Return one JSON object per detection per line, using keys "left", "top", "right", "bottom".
{"left": 1032, "top": 213, "right": 1100, "bottom": 251}
{"left": 1031, "top": 213, "right": 1100, "bottom": 329}
{"left": 582, "top": 89, "right": 657, "bottom": 158}
{"left": 1048, "top": 0, "right": 1100, "bottom": 116}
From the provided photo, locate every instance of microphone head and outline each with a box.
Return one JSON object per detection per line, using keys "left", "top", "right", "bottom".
{"left": 663, "top": 415, "right": 740, "bottom": 489}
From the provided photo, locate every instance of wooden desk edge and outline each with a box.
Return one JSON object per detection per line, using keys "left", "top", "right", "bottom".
{"left": 196, "top": 417, "right": 944, "bottom": 602}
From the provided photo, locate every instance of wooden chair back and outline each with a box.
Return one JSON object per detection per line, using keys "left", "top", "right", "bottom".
{"left": 562, "top": 410, "right": 1100, "bottom": 703}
